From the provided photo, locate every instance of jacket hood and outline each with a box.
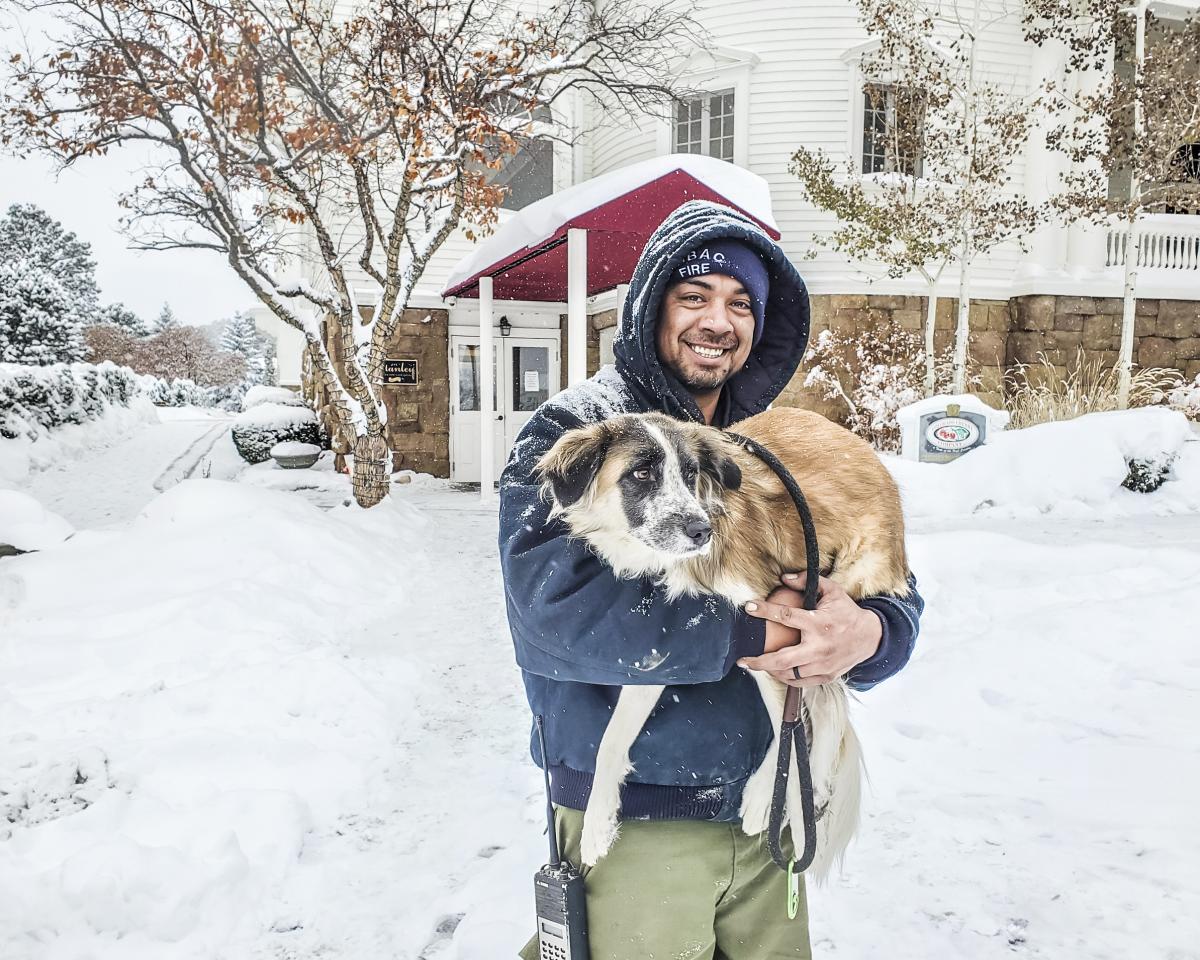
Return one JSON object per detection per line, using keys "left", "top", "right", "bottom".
{"left": 613, "top": 200, "right": 811, "bottom": 427}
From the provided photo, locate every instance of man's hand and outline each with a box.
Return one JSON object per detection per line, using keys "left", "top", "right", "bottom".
{"left": 737, "top": 572, "right": 883, "bottom": 687}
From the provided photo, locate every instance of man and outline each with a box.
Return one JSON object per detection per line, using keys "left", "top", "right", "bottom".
{"left": 500, "top": 200, "right": 923, "bottom": 959}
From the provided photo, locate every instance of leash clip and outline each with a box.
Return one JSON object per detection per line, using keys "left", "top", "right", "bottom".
{"left": 786, "top": 859, "right": 801, "bottom": 919}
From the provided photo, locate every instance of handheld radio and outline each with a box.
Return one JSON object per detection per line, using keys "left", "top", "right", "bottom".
{"left": 533, "top": 715, "right": 589, "bottom": 960}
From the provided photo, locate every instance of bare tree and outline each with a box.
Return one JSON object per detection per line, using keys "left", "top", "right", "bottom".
{"left": 793, "top": 0, "right": 1047, "bottom": 395}
{"left": 87, "top": 322, "right": 247, "bottom": 384}
{"left": 1024, "top": 1, "right": 1200, "bottom": 407}
{"left": 2, "top": 0, "right": 691, "bottom": 505}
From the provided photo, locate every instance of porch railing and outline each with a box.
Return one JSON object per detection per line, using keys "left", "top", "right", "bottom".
{"left": 1105, "top": 213, "right": 1200, "bottom": 270}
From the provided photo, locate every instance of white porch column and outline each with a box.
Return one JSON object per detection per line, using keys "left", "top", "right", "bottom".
{"left": 568, "top": 228, "right": 588, "bottom": 386}
{"left": 1024, "top": 39, "right": 1069, "bottom": 274}
{"left": 1066, "top": 59, "right": 1113, "bottom": 275}
{"left": 479, "top": 276, "right": 495, "bottom": 503}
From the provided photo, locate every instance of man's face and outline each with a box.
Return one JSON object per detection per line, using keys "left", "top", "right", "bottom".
{"left": 655, "top": 274, "right": 757, "bottom": 394}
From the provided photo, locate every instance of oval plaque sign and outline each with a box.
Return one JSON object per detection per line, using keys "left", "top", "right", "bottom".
{"left": 924, "top": 416, "right": 980, "bottom": 452}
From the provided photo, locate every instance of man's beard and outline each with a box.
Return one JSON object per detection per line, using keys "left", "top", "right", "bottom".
{"left": 668, "top": 361, "right": 732, "bottom": 394}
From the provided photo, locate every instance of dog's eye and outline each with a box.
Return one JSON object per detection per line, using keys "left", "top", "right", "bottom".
{"left": 631, "top": 468, "right": 653, "bottom": 482}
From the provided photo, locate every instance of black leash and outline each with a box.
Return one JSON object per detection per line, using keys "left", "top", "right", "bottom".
{"left": 724, "top": 432, "right": 821, "bottom": 913}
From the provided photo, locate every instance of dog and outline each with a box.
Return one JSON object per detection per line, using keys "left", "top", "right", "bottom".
{"left": 536, "top": 407, "right": 910, "bottom": 874}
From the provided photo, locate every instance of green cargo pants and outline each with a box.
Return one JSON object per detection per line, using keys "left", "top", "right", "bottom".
{"left": 519, "top": 806, "right": 811, "bottom": 960}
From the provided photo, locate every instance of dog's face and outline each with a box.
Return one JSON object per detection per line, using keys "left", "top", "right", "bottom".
{"left": 536, "top": 414, "right": 742, "bottom": 562}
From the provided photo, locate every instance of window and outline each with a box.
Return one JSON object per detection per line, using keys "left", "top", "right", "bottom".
{"left": 674, "top": 89, "right": 736, "bottom": 161}
{"left": 861, "top": 83, "right": 925, "bottom": 177}
{"left": 494, "top": 138, "right": 554, "bottom": 211}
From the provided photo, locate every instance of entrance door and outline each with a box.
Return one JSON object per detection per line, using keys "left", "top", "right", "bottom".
{"left": 450, "top": 335, "right": 559, "bottom": 482}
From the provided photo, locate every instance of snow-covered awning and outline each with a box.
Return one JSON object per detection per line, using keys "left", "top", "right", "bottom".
{"left": 442, "top": 154, "right": 780, "bottom": 302}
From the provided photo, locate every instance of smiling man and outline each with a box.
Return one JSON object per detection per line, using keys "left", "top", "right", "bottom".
{"left": 500, "top": 200, "right": 924, "bottom": 960}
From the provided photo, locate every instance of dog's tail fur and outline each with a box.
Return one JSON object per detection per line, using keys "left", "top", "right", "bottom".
{"left": 798, "top": 684, "right": 863, "bottom": 880}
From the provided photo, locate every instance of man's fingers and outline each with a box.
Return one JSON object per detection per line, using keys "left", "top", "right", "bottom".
{"left": 781, "top": 571, "right": 848, "bottom": 604}
{"left": 738, "top": 646, "right": 826, "bottom": 674}
{"left": 772, "top": 671, "right": 835, "bottom": 688}
{"left": 744, "top": 598, "right": 818, "bottom": 628}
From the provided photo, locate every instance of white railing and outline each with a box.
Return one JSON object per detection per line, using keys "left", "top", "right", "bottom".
{"left": 1105, "top": 214, "right": 1200, "bottom": 271}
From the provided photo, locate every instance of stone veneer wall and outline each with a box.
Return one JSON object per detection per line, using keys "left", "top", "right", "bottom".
{"left": 1007, "top": 296, "right": 1200, "bottom": 383}
{"left": 314, "top": 307, "right": 451, "bottom": 477}
{"left": 775, "top": 294, "right": 1200, "bottom": 419}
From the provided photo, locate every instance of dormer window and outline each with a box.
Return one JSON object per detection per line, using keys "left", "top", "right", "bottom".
{"left": 674, "top": 89, "right": 736, "bottom": 162}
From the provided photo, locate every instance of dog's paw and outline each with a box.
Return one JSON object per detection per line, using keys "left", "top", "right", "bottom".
{"left": 739, "top": 758, "right": 775, "bottom": 836}
{"left": 580, "top": 815, "right": 620, "bottom": 866}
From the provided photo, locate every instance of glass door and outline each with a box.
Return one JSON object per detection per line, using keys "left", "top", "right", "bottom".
{"left": 449, "top": 335, "right": 560, "bottom": 482}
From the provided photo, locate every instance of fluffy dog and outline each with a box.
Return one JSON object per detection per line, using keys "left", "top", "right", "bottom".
{"left": 536, "top": 407, "right": 910, "bottom": 873}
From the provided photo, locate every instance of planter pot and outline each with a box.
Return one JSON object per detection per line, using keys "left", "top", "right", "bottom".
{"left": 269, "top": 441, "right": 321, "bottom": 469}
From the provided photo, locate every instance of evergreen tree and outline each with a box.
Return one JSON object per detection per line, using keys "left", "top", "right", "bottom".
{"left": 0, "top": 259, "right": 86, "bottom": 364}
{"left": 218, "top": 310, "right": 274, "bottom": 385}
{"left": 218, "top": 311, "right": 258, "bottom": 356}
{"left": 97, "top": 302, "right": 151, "bottom": 337}
{"left": 152, "top": 303, "right": 179, "bottom": 333}
{"left": 0, "top": 204, "right": 99, "bottom": 325}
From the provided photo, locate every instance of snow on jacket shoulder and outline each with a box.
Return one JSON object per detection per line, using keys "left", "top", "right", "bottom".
{"left": 498, "top": 200, "right": 924, "bottom": 818}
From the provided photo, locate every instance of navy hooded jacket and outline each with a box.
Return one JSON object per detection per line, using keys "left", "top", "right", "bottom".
{"left": 498, "top": 200, "right": 924, "bottom": 821}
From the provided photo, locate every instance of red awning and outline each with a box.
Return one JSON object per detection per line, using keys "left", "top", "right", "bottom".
{"left": 442, "top": 166, "right": 780, "bottom": 302}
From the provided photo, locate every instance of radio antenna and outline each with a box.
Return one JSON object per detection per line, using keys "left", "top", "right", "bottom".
{"left": 534, "top": 715, "right": 561, "bottom": 865}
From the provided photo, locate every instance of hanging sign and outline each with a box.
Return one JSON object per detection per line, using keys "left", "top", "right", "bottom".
{"left": 381, "top": 358, "right": 419, "bottom": 385}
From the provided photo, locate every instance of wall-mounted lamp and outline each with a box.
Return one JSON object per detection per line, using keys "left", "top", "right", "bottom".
{"left": 499, "top": 315, "right": 512, "bottom": 337}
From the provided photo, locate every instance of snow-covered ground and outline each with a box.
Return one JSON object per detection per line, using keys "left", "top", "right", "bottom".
{"left": 8, "top": 405, "right": 232, "bottom": 528}
{"left": 2, "top": 409, "right": 1198, "bottom": 959}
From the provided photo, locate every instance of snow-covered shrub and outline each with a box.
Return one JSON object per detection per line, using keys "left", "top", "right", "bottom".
{"left": 241, "top": 385, "right": 303, "bottom": 411}
{"left": 231, "top": 402, "right": 319, "bottom": 464}
{"left": 1167, "top": 374, "right": 1200, "bottom": 421}
{"left": 0, "top": 360, "right": 141, "bottom": 440}
{"left": 803, "top": 322, "right": 968, "bottom": 452}
{"left": 1004, "top": 351, "right": 1184, "bottom": 430}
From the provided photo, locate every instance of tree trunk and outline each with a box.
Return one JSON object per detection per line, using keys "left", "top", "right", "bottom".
{"left": 1117, "top": 216, "right": 1139, "bottom": 409}
{"left": 924, "top": 283, "right": 938, "bottom": 396}
{"left": 351, "top": 432, "right": 391, "bottom": 508}
{"left": 953, "top": 230, "right": 972, "bottom": 394}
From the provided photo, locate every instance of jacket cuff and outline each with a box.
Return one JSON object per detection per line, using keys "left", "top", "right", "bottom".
{"left": 845, "top": 600, "right": 913, "bottom": 691}
{"left": 724, "top": 609, "right": 766, "bottom": 674}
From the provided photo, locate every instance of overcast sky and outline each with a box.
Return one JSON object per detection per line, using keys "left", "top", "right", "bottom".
{"left": 0, "top": 146, "right": 257, "bottom": 328}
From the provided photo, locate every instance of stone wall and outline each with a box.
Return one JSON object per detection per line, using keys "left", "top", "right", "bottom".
{"left": 1008, "top": 296, "right": 1200, "bottom": 383}
{"left": 313, "top": 308, "right": 451, "bottom": 478}
{"left": 560, "top": 311, "right": 603, "bottom": 385}
{"left": 377, "top": 308, "right": 451, "bottom": 476}
{"left": 775, "top": 293, "right": 1200, "bottom": 421}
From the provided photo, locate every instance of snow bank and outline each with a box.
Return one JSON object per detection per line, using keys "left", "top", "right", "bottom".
{"left": 0, "top": 396, "right": 159, "bottom": 487}
{"left": 242, "top": 385, "right": 303, "bottom": 411}
{"left": 888, "top": 407, "right": 1198, "bottom": 519}
{"left": 233, "top": 401, "right": 316, "bottom": 430}
{"left": 0, "top": 489, "right": 73, "bottom": 551}
{"left": 270, "top": 440, "right": 320, "bottom": 457}
{"left": 0, "top": 479, "right": 427, "bottom": 953}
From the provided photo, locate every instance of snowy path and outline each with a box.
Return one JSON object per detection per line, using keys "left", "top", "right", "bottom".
{"left": 3, "top": 460, "right": 1198, "bottom": 959}
{"left": 21, "top": 411, "right": 230, "bottom": 528}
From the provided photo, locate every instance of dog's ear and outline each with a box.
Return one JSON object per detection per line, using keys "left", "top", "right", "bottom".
{"left": 698, "top": 438, "right": 742, "bottom": 491}
{"left": 536, "top": 422, "right": 612, "bottom": 508}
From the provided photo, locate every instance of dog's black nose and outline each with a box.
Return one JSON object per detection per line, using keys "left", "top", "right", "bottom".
{"left": 684, "top": 518, "right": 712, "bottom": 547}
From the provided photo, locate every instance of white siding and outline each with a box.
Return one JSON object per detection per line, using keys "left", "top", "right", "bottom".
{"left": 584, "top": 0, "right": 1044, "bottom": 298}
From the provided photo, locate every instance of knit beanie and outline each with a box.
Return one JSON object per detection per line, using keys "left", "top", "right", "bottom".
{"left": 671, "top": 238, "right": 771, "bottom": 346}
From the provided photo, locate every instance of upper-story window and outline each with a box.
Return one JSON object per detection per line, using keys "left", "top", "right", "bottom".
{"left": 674, "top": 89, "right": 736, "bottom": 161}
{"left": 861, "top": 82, "right": 925, "bottom": 177}
{"left": 495, "top": 137, "right": 554, "bottom": 211}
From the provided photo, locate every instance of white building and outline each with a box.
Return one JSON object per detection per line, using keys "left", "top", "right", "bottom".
{"left": 266, "top": 0, "right": 1200, "bottom": 481}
